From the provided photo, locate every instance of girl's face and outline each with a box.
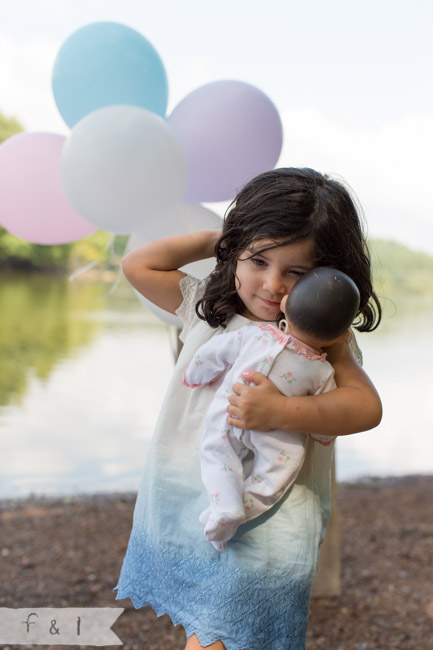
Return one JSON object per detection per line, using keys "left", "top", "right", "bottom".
{"left": 235, "top": 238, "right": 315, "bottom": 322}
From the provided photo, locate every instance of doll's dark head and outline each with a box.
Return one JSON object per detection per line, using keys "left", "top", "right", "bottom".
{"left": 283, "top": 267, "right": 361, "bottom": 342}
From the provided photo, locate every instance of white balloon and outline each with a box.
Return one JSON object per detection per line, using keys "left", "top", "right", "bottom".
{"left": 127, "top": 202, "right": 223, "bottom": 326}
{"left": 61, "top": 105, "right": 187, "bottom": 234}
{"left": 142, "top": 300, "right": 181, "bottom": 328}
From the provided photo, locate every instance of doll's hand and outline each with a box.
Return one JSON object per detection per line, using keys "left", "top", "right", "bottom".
{"left": 226, "top": 372, "right": 285, "bottom": 431}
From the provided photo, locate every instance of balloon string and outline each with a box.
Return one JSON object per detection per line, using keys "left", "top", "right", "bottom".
{"left": 103, "top": 259, "right": 123, "bottom": 298}
{"left": 68, "top": 233, "right": 115, "bottom": 282}
{"left": 68, "top": 258, "right": 100, "bottom": 281}
{"left": 102, "top": 234, "right": 131, "bottom": 297}
{"left": 98, "top": 234, "right": 125, "bottom": 297}
{"left": 168, "top": 325, "right": 183, "bottom": 363}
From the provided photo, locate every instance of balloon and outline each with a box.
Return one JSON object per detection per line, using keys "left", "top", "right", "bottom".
{"left": 52, "top": 22, "right": 168, "bottom": 128}
{"left": 143, "top": 301, "right": 181, "bottom": 329}
{"left": 61, "top": 105, "right": 187, "bottom": 234}
{"left": 127, "top": 202, "right": 223, "bottom": 326}
{"left": 0, "top": 132, "right": 97, "bottom": 245}
{"left": 168, "top": 80, "right": 283, "bottom": 203}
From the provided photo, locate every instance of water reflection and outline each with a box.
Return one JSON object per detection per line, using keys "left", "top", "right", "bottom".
{"left": 337, "top": 292, "right": 433, "bottom": 480}
{"left": 0, "top": 272, "right": 176, "bottom": 497}
{"left": 0, "top": 274, "right": 432, "bottom": 497}
{"left": 0, "top": 273, "right": 105, "bottom": 406}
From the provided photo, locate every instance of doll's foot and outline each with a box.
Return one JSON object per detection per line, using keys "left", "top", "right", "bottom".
{"left": 210, "top": 540, "right": 227, "bottom": 552}
{"left": 204, "top": 513, "right": 244, "bottom": 543}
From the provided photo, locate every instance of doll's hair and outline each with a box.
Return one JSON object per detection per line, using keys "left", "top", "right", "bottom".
{"left": 283, "top": 267, "right": 361, "bottom": 342}
{"left": 196, "top": 167, "right": 381, "bottom": 331}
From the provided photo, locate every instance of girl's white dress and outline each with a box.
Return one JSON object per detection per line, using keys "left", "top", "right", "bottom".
{"left": 115, "top": 275, "right": 361, "bottom": 650}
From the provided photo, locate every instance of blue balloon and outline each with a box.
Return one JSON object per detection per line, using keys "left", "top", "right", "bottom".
{"left": 52, "top": 22, "right": 168, "bottom": 127}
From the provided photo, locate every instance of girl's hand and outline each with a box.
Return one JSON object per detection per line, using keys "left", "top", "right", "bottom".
{"left": 226, "top": 338, "right": 382, "bottom": 436}
{"left": 226, "top": 372, "right": 286, "bottom": 430}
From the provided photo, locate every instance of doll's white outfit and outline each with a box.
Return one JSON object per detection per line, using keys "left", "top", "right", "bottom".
{"left": 184, "top": 322, "right": 336, "bottom": 550}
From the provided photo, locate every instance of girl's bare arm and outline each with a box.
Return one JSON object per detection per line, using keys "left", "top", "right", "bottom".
{"left": 122, "top": 230, "right": 221, "bottom": 314}
{"left": 226, "top": 338, "right": 382, "bottom": 436}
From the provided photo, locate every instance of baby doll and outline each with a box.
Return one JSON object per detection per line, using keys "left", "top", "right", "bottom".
{"left": 183, "top": 267, "right": 360, "bottom": 551}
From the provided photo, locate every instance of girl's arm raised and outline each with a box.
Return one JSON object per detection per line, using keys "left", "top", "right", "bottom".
{"left": 226, "top": 338, "right": 382, "bottom": 436}
{"left": 122, "top": 230, "right": 221, "bottom": 314}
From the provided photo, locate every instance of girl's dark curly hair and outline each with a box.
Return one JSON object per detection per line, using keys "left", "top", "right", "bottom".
{"left": 196, "top": 167, "right": 381, "bottom": 332}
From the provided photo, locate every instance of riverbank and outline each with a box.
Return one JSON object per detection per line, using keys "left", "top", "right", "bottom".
{"left": 1, "top": 475, "right": 432, "bottom": 650}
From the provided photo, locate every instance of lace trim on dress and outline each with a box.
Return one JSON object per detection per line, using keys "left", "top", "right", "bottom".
{"left": 115, "top": 526, "right": 312, "bottom": 650}
{"left": 176, "top": 275, "right": 206, "bottom": 343}
{"left": 348, "top": 329, "right": 363, "bottom": 366}
{"left": 176, "top": 275, "right": 203, "bottom": 322}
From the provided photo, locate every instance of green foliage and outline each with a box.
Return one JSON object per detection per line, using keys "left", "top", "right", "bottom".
{"left": 0, "top": 111, "right": 24, "bottom": 144}
{"left": 370, "top": 239, "right": 433, "bottom": 297}
{"left": 0, "top": 227, "right": 73, "bottom": 268}
{"left": 0, "top": 274, "right": 106, "bottom": 406}
{"left": 0, "top": 228, "right": 124, "bottom": 270}
{"left": 70, "top": 232, "right": 129, "bottom": 270}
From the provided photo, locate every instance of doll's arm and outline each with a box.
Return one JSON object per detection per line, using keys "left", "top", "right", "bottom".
{"left": 183, "top": 329, "right": 243, "bottom": 387}
{"left": 226, "top": 339, "right": 382, "bottom": 436}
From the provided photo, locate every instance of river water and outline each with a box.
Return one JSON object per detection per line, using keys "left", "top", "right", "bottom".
{"left": 0, "top": 272, "right": 432, "bottom": 498}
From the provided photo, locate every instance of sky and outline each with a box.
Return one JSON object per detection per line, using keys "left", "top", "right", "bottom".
{"left": 0, "top": 0, "right": 432, "bottom": 253}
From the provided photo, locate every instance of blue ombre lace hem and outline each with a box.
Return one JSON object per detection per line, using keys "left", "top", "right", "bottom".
{"left": 115, "top": 525, "right": 312, "bottom": 650}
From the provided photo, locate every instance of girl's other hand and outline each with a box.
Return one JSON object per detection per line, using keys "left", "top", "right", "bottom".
{"left": 226, "top": 372, "right": 285, "bottom": 430}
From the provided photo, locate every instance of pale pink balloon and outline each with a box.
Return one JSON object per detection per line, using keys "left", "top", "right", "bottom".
{"left": 0, "top": 132, "right": 97, "bottom": 244}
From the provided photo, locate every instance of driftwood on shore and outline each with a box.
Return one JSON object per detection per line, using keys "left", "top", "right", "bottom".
{"left": 0, "top": 475, "right": 432, "bottom": 650}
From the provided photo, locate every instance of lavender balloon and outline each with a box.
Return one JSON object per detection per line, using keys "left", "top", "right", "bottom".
{"left": 168, "top": 80, "right": 283, "bottom": 203}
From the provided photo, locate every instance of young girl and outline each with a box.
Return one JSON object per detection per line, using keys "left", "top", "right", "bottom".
{"left": 183, "top": 268, "right": 360, "bottom": 552}
{"left": 116, "top": 167, "right": 382, "bottom": 650}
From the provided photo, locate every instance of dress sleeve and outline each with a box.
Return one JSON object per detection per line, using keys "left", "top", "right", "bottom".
{"left": 348, "top": 329, "right": 363, "bottom": 366}
{"left": 175, "top": 275, "right": 207, "bottom": 343}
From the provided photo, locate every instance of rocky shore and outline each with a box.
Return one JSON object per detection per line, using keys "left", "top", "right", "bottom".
{"left": 1, "top": 475, "right": 432, "bottom": 649}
